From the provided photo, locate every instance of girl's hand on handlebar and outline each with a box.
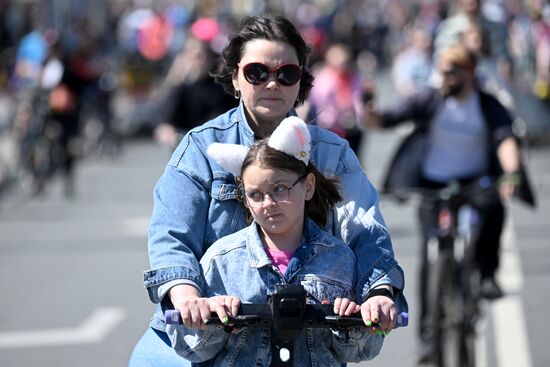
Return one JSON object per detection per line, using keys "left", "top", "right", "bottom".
{"left": 333, "top": 297, "right": 361, "bottom": 316}
{"left": 360, "top": 295, "right": 398, "bottom": 335}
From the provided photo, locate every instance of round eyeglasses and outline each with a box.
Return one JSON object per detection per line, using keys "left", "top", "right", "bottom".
{"left": 241, "top": 62, "right": 302, "bottom": 86}
{"left": 243, "top": 174, "right": 306, "bottom": 208}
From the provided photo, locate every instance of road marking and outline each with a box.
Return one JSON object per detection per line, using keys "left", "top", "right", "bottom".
{"left": 492, "top": 216, "right": 533, "bottom": 367}
{"left": 0, "top": 306, "right": 125, "bottom": 348}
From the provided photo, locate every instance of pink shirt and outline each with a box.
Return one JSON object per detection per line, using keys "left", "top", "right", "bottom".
{"left": 266, "top": 248, "right": 294, "bottom": 275}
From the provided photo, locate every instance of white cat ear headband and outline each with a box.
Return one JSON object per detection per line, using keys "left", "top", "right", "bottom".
{"left": 207, "top": 116, "right": 311, "bottom": 176}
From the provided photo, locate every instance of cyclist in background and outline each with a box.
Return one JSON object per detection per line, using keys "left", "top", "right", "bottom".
{"left": 364, "top": 43, "right": 535, "bottom": 364}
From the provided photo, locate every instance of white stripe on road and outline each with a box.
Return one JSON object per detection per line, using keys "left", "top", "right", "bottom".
{"left": 0, "top": 306, "right": 125, "bottom": 348}
{"left": 492, "top": 216, "right": 533, "bottom": 367}
{"left": 493, "top": 296, "right": 532, "bottom": 367}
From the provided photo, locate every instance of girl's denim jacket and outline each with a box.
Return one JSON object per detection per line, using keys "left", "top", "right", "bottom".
{"left": 144, "top": 102, "right": 407, "bottom": 332}
{"left": 166, "top": 218, "right": 385, "bottom": 365}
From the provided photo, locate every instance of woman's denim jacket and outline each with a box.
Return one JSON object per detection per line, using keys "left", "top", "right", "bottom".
{"left": 144, "top": 102, "right": 407, "bottom": 332}
{"left": 166, "top": 218, "right": 385, "bottom": 365}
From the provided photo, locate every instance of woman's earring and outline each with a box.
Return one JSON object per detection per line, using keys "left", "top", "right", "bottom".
{"left": 234, "top": 89, "right": 241, "bottom": 99}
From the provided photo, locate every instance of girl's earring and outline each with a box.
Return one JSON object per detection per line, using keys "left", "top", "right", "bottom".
{"left": 234, "top": 89, "right": 241, "bottom": 99}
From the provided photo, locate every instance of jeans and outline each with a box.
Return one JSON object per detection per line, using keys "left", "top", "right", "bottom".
{"left": 129, "top": 327, "right": 191, "bottom": 367}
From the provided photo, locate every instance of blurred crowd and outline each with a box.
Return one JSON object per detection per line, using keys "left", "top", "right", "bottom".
{"left": 0, "top": 0, "right": 549, "bottom": 196}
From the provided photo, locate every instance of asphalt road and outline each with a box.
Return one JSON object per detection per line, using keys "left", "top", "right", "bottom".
{"left": 0, "top": 140, "right": 166, "bottom": 366}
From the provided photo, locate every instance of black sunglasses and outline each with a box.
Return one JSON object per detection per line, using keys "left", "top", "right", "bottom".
{"left": 241, "top": 62, "right": 302, "bottom": 86}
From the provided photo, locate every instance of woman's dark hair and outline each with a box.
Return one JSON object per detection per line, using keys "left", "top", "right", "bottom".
{"left": 239, "top": 141, "right": 342, "bottom": 227}
{"left": 212, "top": 15, "right": 314, "bottom": 106}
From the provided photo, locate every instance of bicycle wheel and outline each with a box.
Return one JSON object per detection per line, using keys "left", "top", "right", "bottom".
{"left": 458, "top": 244, "right": 481, "bottom": 367}
{"left": 425, "top": 246, "right": 462, "bottom": 367}
{"left": 459, "top": 329, "right": 476, "bottom": 367}
{"left": 28, "top": 135, "right": 53, "bottom": 194}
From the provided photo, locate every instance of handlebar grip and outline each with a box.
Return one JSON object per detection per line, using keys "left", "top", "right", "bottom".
{"left": 165, "top": 309, "right": 183, "bottom": 325}
{"left": 323, "top": 311, "right": 408, "bottom": 329}
{"left": 395, "top": 312, "right": 409, "bottom": 327}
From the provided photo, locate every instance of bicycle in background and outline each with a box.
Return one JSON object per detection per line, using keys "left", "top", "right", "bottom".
{"left": 391, "top": 176, "right": 498, "bottom": 367}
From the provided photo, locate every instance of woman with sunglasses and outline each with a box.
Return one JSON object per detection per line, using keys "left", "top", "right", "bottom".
{"left": 129, "top": 15, "right": 406, "bottom": 366}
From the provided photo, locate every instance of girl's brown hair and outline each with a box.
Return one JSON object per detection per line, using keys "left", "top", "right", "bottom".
{"left": 239, "top": 140, "right": 341, "bottom": 227}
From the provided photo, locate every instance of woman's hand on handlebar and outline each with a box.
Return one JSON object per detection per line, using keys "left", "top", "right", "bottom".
{"left": 169, "top": 284, "right": 240, "bottom": 329}
{"left": 169, "top": 284, "right": 210, "bottom": 329}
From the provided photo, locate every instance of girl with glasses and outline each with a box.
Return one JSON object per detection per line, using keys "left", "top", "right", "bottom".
{"left": 130, "top": 15, "right": 406, "bottom": 366}
{"left": 166, "top": 117, "right": 386, "bottom": 365}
